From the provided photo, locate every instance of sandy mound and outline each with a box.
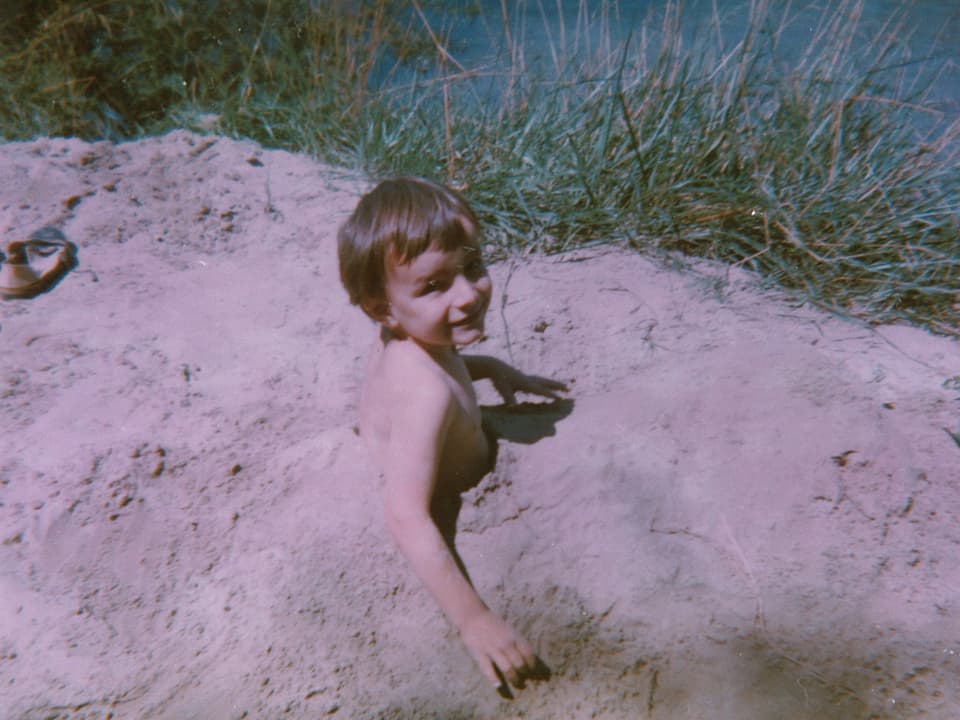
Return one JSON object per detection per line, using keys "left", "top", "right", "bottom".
{"left": 1, "top": 131, "right": 958, "bottom": 720}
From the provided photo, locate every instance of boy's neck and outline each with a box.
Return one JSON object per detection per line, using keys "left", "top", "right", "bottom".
{"left": 381, "top": 326, "right": 460, "bottom": 364}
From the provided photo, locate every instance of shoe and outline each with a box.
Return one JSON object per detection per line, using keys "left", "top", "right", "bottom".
{"left": 0, "top": 227, "right": 77, "bottom": 300}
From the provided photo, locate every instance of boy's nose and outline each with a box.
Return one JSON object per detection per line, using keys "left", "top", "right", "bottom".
{"left": 451, "top": 273, "right": 480, "bottom": 308}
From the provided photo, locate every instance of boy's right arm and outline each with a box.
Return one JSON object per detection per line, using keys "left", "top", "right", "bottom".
{"left": 382, "top": 378, "right": 536, "bottom": 689}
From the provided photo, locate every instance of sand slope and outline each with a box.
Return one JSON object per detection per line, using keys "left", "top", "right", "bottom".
{"left": 1, "top": 131, "right": 958, "bottom": 719}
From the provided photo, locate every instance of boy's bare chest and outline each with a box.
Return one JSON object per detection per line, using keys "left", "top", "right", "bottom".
{"left": 436, "top": 358, "right": 489, "bottom": 488}
{"left": 359, "top": 344, "right": 486, "bottom": 472}
{"left": 438, "top": 399, "right": 489, "bottom": 492}
{"left": 445, "top": 360, "right": 482, "bottom": 426}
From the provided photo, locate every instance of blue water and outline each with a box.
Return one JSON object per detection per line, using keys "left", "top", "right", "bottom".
{"left": 389, "top": 0, "right": 959, "bottom": 127}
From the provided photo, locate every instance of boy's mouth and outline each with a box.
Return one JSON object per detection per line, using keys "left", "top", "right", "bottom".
{"left": 453, "top": 303, "right": 486, "bottom": 327}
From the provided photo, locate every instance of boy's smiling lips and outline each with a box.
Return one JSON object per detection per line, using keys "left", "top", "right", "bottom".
{"left": 453, "top": 302, "right": 487, "bottom": 327}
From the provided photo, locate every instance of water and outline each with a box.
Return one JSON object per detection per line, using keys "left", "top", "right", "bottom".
{"left": 390, "top": 0, "right": 959, "bottom": 127}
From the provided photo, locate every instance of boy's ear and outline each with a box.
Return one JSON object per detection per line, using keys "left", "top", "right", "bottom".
{"left": 362, "top": 297, "right": 393, "bottom": 325}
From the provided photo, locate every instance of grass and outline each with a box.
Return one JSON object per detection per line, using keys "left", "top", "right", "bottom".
{"left": 1, "top": 0, "right": 958, "bottom": 336}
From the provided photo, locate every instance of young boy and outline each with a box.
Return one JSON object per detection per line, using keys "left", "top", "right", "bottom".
{"left": 337, "top": 177, "right": 566, "bottom": 692}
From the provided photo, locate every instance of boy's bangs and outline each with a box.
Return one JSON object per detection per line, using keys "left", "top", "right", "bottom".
{"left": 339, "top": 176, "right": 481, "bottom": 308}
{"left": 392, "top": 209, "right": 477, "bottom": 265}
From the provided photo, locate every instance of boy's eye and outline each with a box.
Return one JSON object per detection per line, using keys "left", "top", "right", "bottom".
{"left": 422, "top": 278, "right": 449, "bottom": 294}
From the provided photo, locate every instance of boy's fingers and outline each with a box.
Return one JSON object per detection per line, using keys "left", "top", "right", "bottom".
{"left": 493, "top": 380, "right": 517, "bottom": 405}
{"left": 502, "top": 643, "right": 540, "bottom": 687}
{"left": 533, "top": 376, "right": 569, "bottom": 393}
{"left": 490, "top": 649, "right": 520, "bottom": 685}
{"left": 501, "top": 664, "right": 521, "bottom": 687}
{"left": 514, "top": 646, "right": 537, "bottom": 676}
{"left": 489, "top": 660, "right": 514, "bottom": 698}
{"left": 502, "top": 648, "right": 526, "bottom": 677}
{"left": 479, "top": 656, "right": 502, "bottom": 689}
{"left": 538, "top": 374, "right": 567, "bottom": 386}
{"left": 517, "top": 639, "right": 536, "bottom": 666}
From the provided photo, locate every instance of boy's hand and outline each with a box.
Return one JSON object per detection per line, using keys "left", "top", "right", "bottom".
{"left": 459, "top": 608, "right": 537, "bottom": 691}
{"left": 489, "top": 363, "right": 568, "bottom": 406}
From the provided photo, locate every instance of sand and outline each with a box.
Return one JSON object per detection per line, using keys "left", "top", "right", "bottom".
{"left": 1, "top": 130, "right": 958, "bottom": 720}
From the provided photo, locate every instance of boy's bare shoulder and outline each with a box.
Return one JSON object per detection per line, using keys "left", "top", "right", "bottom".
{"left": 367, "top": 340, "right": 454, "bottom": 416}
{"left": 384, "top": 340, "right": 449, "bottom": 383}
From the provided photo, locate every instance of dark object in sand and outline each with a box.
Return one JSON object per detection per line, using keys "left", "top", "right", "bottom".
{"left": 0, "top": 227, "right": 77, "bottom": 300}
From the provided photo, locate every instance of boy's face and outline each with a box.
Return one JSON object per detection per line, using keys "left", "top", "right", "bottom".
{"left": 375, "top": 240, "right": 492, "bottom": 350}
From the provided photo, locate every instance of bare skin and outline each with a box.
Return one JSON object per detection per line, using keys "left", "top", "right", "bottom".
{"left": 359, "top": 242, "right": 566, "bottom": 691}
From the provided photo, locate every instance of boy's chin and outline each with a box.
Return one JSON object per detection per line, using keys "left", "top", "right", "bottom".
{"left": 451, "top": 324, "right": 485, "bottom": 347}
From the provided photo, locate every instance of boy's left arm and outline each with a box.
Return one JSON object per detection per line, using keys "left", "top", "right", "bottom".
{"left": 463, "top": 354, "right": 568, "bottom": 405}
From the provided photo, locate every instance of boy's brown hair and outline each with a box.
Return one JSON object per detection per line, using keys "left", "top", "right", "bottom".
{"left": 338, "top": 177, "right": 480, "bottom": 312}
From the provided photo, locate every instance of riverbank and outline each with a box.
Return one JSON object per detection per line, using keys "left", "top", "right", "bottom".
{"left": 3, "top": 1, "right": 958, "bottom": 337}
{"left": 2, "top": 131, "right": 958, "bottom": 719}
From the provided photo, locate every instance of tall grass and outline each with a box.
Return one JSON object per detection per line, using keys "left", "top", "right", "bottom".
{"left": 2, "top": 0, "right": 957, "bottom": 335}
{"left": 0, "top": 0, "right": 429, "bottom": 141}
